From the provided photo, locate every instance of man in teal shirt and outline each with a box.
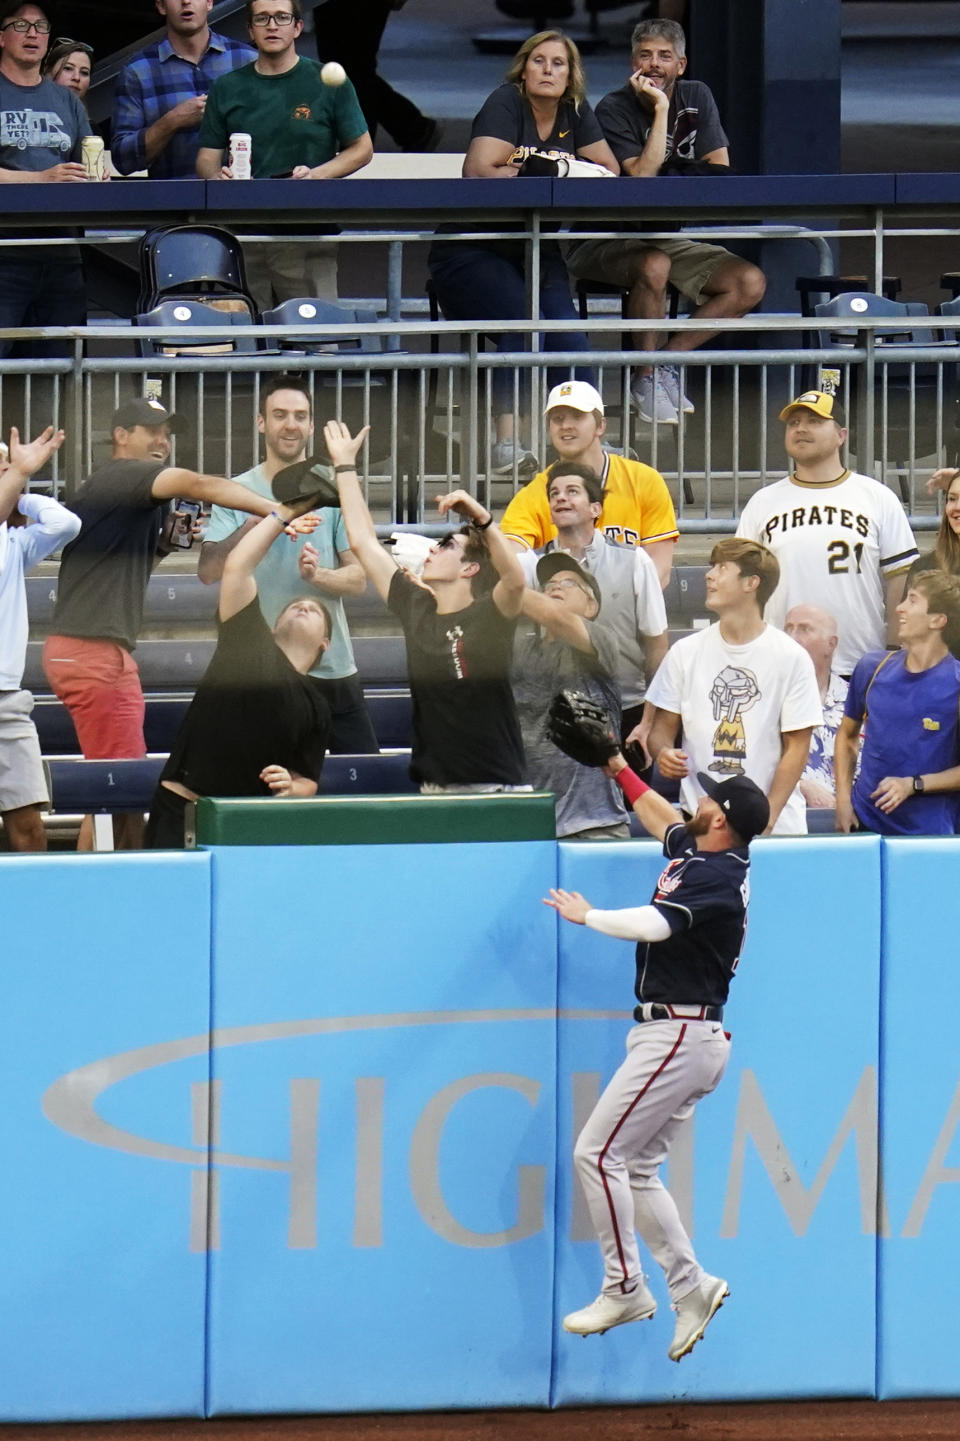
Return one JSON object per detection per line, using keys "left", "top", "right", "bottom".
{"left": 196, "top": 0, "right": 372, "bottom": 305}
{"left": 199, "top": 376, "right": 378, "bottom": 753}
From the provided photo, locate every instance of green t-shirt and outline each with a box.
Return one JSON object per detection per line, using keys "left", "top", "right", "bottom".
{"left": 199, "top": 57, "right": 367, "bottom": 176}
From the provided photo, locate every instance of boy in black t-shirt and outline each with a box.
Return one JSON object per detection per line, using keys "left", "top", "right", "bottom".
{"left": 324, "top": 418, "right": 527, "bottom": 790}
{"left": 146, "top": 489, "right": 331, "bottom": 848}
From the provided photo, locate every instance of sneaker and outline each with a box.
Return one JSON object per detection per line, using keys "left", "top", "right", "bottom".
{"left": 563, "top": 1281, "right": 657, "bottom": 1336}
{"left": 668, "top": 1274, "right": 729, "bottom": 1362}
{"left": 660, "top": 364, "right": 695, "bottom": 415}
{"left": 491, "top": 439, "right": 539, "bottom": 475}
{"left": 631, "top": 372, "right": 679, "bottom": 425}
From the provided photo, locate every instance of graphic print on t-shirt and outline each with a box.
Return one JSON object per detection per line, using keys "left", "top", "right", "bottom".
{"left": 446, "top": 624, "right": 466, "bottom": 679}
{"left": 1, "top": 107, "right": 72, "bottom": 152}
{"left": 709, "top": 664, "right": 760, "bottom": 775}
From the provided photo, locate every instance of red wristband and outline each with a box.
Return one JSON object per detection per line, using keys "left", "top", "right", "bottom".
{"left": 615, "top": 765, "right": 650, "bottom": 806}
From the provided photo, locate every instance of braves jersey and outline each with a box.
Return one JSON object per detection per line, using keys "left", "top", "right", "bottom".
{"left": 736, "top": 470, "right": 919, "bottom": 675}
{"left": 635, "top": 822, "right": 749, "bottom": 1013}
{"left": 501, "top": 451, "right": 678, "bottom": 552}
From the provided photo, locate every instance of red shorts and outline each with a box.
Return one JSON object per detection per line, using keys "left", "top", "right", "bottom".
{"left": 42, "top": 634, "right": 146, "bottom": 759}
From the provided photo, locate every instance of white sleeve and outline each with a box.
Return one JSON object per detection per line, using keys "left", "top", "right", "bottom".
{"left": 16, "top": 494, "right": 82, "bottom": 571}
{"left": 585, "top": 905, "right": 673, "bottom": 942}
{"left": 780, "top": 640, "right": 824, "bottom": 731}
{"left": 877, "top": 489, "right": 919, "bottom": 573}
{"left": 644, "top": 637, "right": 684, "bottom": 712}
{"left": 633, "top": 548, "right": 668, "bottom": 636}
{"left": 735, "top": 495, "right": 760, "bottom": 540}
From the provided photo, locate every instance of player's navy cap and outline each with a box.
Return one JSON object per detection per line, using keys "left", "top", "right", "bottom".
{"left": 111, "top": 398, "right": 179, "bottom": 433}
{"left": 778, "top": 389, "right": 846, "bottom": 427}
{"left": 536, "top": 551, "right": 602, "bottom": 612}
{"left": 696, "top": 771, "right": 770, "bottom": 844}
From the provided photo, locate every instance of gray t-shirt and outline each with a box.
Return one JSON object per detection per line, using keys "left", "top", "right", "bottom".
{"left": 0, "top": 73, "right": 90, "bottom": 170}
{"left": 512, "top": 618, "right": 627, "bottom": 837}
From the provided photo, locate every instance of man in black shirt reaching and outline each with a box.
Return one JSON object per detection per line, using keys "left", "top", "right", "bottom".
{"left": 43, "top": 398, "right": 280, "bottom": 848}
{"left": 325, "top": 419, "right": 527, "bottom": 790}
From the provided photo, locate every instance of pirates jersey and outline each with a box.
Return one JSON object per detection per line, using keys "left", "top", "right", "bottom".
{"left": 736, "top": 470, "right": 918, "bottom": 674}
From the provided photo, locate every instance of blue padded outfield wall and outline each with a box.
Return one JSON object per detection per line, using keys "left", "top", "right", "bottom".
{"left": 0, "top": 830, "right": 955, "bottom": 1418}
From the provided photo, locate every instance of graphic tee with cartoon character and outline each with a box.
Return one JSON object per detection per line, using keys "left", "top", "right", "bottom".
{"left": 646, "top": 622, "right": 823, "bottom": 835}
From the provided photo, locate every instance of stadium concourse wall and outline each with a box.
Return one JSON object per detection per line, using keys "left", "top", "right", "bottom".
{"left": 0, "top": 794, "right": 954, "bottom": 1419}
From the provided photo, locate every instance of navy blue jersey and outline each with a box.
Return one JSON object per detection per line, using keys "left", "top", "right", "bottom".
{"left": 634, "top": 822, "right": 749, "bottom": 1014}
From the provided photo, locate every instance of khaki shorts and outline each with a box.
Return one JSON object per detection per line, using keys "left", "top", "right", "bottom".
{"left": 0, "top": 689, "right": 48, "bottom": 813}
{"left": 566, "top": 236, "right": 737, "bottom": 307}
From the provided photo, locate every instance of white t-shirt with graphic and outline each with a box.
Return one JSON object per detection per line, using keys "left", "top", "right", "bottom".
{"left": 736, "top": 470, "right": 918, "bottom": 674}
{"left": 646, "top": 622, "right": 823, "bottom": 835}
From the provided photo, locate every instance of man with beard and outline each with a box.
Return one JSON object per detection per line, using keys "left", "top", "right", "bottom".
{"left": 199, "top": 376, "right": 377, "bottom": 753}
{"left": 545, "top": 704, "right": 769, "bottom": 1361}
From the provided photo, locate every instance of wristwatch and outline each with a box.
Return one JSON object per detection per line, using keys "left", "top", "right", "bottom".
{"left": 912, "top": 775, "right": 925, "bottom": 794}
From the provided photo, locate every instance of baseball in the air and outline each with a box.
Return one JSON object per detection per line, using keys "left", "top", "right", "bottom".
{"left": 320, "top": 61, "right": 347, "bottom": 87}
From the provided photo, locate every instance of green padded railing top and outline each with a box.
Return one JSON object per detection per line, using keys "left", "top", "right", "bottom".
{"left": 191, "top": 792, "right": 557, "bottom": 847}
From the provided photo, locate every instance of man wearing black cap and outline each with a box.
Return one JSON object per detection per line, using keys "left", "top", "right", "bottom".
{"left": 513, "top": 552, "right": 629, "bottom": 839}
{"left": 546, "top": 745, "right": 769, "bottom": 1363}
{"left": 736, "top": 389, "right": 919, "bottom": 676}
{"left": 42, "top": 398, "right": 280, "bottom": 849}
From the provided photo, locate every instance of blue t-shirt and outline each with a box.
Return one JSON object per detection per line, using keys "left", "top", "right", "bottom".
{"left": 638, "top": 822, "right": 750, "bottom": 1012}
{"left": 846, "top": 648, "right": 960, "bottom": 835}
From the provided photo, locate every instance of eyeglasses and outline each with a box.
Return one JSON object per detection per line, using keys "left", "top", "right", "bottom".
{"left": 52, "top": 35, "right": 93, "bottom": 54}
{"left": 544, "top": 577, "right": 590, "bottom": 595}
{"left": 1, "top": 17, "right": 52, "bottom": 32}
{"left": 250, "top": 11, "right": 297, "bottom": 26}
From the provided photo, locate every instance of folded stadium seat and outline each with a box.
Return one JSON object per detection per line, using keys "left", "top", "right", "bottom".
{"left": 812, "top": 291, "right": 945, "bottom": 501}
{"left": 137, "top": 223, "right": 257, "bottom": 316}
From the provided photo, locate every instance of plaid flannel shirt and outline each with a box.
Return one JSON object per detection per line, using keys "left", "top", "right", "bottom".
{"left": 112, "top": 32, "right": 257, "bottom": 180}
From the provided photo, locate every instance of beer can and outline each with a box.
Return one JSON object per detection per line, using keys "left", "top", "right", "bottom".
{"left": 81, "top": 136, "right": 105, "bottom": 181}
{"left": 229, "top": 132, "right": 252, "bottom": 180}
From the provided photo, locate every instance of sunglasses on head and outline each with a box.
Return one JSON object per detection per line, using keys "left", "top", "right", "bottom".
{"left": 52, "top": 36, "right": 93, "bottom": 54}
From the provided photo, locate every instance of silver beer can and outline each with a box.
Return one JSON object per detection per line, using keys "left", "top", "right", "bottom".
{"left": 81, "top": 136, "right": 105, "bottom": 181}
{"left": 229, "top": 132, "right": 252, "bottom": 179}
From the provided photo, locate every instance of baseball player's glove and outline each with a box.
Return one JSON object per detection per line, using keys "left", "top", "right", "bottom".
{"left": 546, "top": 690, "right": 620, "bottom": 768}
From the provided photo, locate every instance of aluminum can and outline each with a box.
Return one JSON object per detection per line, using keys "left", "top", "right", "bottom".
{"left": 229, "top": 132, "right": 252, "bottom": 180}
{"left": 81, "top": 136, "right": 105, "bottom": 181}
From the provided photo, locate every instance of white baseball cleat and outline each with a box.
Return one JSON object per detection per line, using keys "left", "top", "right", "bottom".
{"left": 563, "top": 1281, "right": 657, "bottom": 1336}
{"left": 668, "top": 1274, "right": 729, "bottom": 1361}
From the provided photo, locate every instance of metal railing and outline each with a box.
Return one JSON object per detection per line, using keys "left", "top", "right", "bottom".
{"left": 7, "top": 313, "right": 957, "bottom": 533}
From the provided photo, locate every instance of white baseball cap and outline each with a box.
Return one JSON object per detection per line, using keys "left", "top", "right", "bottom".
{"left": 544, "top": 380, "right": 605, "bottom": 416}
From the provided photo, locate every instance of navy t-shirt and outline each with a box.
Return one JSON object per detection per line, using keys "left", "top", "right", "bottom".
{"left": 635, "top": 822, "right": 749, "bottom": 1013}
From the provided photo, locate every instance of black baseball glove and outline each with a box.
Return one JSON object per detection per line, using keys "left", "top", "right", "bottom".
{"left": 546, "top": 690, "right": 620, "bottom": 768}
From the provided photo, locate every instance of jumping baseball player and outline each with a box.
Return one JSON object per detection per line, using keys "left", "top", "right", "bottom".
{"left": 544, "top": 692, "right": 769, "bottom": 1361}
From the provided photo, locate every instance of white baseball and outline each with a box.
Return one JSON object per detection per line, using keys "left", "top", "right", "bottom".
{"left": 320, "top": 61, "right": 347, "bottom": 87}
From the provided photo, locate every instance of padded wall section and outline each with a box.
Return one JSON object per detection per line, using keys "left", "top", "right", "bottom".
{"left": 194, "top": 793, "right": 556, "bottom": 846}
{"left": 553, "top": 836, "right": 881, "bottom": 1404}
{"left": 205, "top": 840, "right": 558, "bottom": 1414}
{"left": 879, "top": 839, "right": 960, "bottom": 1398}
{"left": 0, "top": 854, "right": 211, "bottom": 1421}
